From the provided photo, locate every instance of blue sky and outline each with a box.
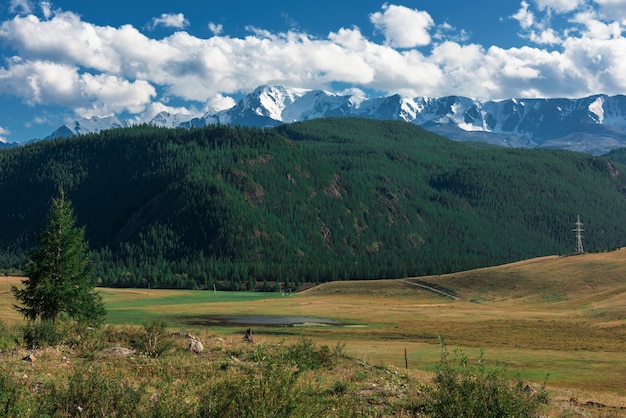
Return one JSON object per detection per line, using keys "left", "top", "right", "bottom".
{"left": 1, "top": 0, "right": 625, "bottom": 142}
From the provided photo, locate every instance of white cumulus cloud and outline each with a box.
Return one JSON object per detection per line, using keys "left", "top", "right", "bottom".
{"left": 0, "top": 59, "right": 155, "bottom": 116}
{"left": 79, "top": 73, "right": 156, "bottom": 115}
{"left": 208, "top": 22, "right": 223, "bottom": 35}
{"left": 529, "top": 28, "right": 562, "bottom": 44}
{"left": 534, "top": 0, "right": 586, "bottom": 13}
{"left": 512, "top": 1, "right": 536, "bottom": 29}
{"left": 572, "top": 10, "right": 623, "bottom": 40}
{"left": 370, "top": 4, "right": 434, "bottom": 48}
{"left": 594, "top": 0, "right": 626, "bottom": 19}
{"left": 205, "top": 93, "right": 236, "bottom": 113}
{"left": 0, "top": 1, "right": 625, "bottom": 130}
{"left": 9, "top": 0, "right": 32, "bottom": 14}
{"left": 149, "top": 13, "right": 189, "bottom": 30}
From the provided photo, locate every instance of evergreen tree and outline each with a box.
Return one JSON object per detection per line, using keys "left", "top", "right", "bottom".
{"left": 12, "top": 190, "right": 106, "bottom": 325}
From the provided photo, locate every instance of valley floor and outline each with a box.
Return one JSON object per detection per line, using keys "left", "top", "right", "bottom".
{"left": 2, "top": 250, "right": 626, "bottom": 414}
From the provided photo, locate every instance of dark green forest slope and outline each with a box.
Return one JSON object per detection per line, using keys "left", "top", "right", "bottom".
{"left": 2, "top": 118, "right": 626, "bottom": 289}
{"left": 604, "top": 147, "right": 626, "bottom": 165}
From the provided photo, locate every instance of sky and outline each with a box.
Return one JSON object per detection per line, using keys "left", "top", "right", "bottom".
{"left": 0, "top": 0, "right": 625, "bottom": 143}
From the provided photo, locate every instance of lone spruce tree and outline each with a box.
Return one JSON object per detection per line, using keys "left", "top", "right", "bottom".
{"left": 12, "top": 190, "right": 106, "bottom": 325}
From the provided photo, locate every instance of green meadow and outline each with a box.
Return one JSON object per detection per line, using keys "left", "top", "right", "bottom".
{"left": 100, "top": 288, "right": 284, "bottom": 324}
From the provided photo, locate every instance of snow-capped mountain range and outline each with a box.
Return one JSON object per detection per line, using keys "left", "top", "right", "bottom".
{"left": 46, "top": 85, "right": 626, "bottom": 155}
{"left": 46, "top": 115, "right": 129, "bottom": 140}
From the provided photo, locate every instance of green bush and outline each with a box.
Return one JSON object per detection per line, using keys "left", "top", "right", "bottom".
{"left": 417, "top": 344, "right": 548, "bottom": 417}
{"left": 22, "top": 320, "right": 65, "bottom": 349}
{"left": 20, "top": 320, "right": 110, "bottom": 352}
{"left": 132, "top": 320, "right": 174, "bottom": 357}
{"left": 199, "top": 353, "right": 322, "bottom": 417}
{"left": 0, "top": 321, "right": 18, "bottom": 350}
{"left": 37, "top": 364, "right": 142, "bottom": 417}
{"left": 0, "top": 365, "right": 32, "bottom": 418}
{"left": 102, "top": 323, "right": 145, "bottom": 347}
{"left": 62, "top": 322, "right": 108, "bottom": 355}
{"left": 281, "top": 338, "right": 346, "bottom": 371}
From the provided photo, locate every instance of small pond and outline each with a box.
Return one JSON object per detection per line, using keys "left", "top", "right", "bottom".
{"left": 178, "top": 315, "right": 342, "bottom": 327}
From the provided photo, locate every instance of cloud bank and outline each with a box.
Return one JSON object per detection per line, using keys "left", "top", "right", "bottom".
{"left": 0, "top": 1, "right": 624, "bottom": 125}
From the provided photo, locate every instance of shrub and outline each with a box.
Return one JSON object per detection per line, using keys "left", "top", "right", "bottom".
{"left": 0, "top": 365, "right": 32, "bottom": 417}
{"left": 281, "top": 338, "right": 346, "bottom": 371}
{"left": 143, "top": 390, "right": 197, "bottom": 418}
{"left": 72, "top": 324, "right": 109, "bottom": 355}
{"left": 417, "top": 343, "right": 548, "bottom": 417}
{"left": 132, "top": 320, "right": 174, "bottom": 357}
{"left": 22, "top": 320, "right": 65, "bottom": 349}
{"left": 197, "top": 340, "right": 346, "bottom": 416}
{"left": 36, "top": 364, "right": 141, "bottom": 417}
{"left": 0, "top": 320, "right": 19, "bottom": 350}
{"left": 103, "top": 324, "right": 145, "bottom": 346}
{"left": 199, "top": 353, "right": 323, "bottom": 417}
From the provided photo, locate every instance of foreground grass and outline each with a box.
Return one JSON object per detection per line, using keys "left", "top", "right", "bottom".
{"left": 2, "top": 249, "right": 626, "bottom": 415}
{"left": 3, "top": 324, "right": 626, "bottom": 417}
{"left": 0, "top": 325, "right": 550, "bottom": 417}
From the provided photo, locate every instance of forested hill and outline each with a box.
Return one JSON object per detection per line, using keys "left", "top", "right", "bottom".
{"left": 2, "top": 118, "right": 626, "bottom": 289}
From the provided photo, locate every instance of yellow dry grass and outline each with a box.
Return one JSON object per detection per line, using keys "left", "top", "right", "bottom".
{"left": 205, "top": 250, "right": 626, "bottom": 397}
{"left": 0, "top": 276, "right": 25, "bottom": 324}
{"left": 2, "top": 249, "right": 626, "bottom": 407}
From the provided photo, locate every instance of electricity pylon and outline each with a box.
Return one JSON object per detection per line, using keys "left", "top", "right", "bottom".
{"left": 572, "top": 215, "right": 584, "bottom": 253}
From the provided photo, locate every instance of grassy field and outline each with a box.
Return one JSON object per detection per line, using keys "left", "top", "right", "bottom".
{"left": 3, "top": 249, "right": 626, "bottom": 415}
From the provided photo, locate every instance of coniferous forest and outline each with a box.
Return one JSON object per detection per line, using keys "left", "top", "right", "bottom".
{"left": 2, "top": 117, "right": 626, "bottom": 289}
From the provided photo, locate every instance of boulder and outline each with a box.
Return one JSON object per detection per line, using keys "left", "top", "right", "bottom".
{"left": 109, "top": 346, "right": 136, "bottom": 356}
{"left": 189, "top": 339, "right": 204, "bottom": 353}
{"left": 22, "top": 353, "right": 35, "bottom": 362}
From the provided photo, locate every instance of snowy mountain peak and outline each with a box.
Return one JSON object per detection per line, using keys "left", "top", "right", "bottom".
{"left": 75, "top": 115, "right": 127, "bottom": 133}
{"left": 44, "top": 87, "right": 626, "bottom": 155}
{"left": 245, "top": 85, "right": 314, "bottom": 120}
{"left": 149, "top": 111, "right": 195, "bottom": 128}
{"left": 46, "top": 115, "right": 128, "bottom": 139}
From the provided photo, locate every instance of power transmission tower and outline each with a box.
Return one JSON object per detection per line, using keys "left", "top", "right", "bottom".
{"left": 572, "top": 214, "right": 584, "bottom": 253}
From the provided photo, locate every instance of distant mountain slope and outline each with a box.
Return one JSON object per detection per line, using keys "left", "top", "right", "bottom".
{"left": 48, "top": 85, "right": 626, "bottom": 155}
{"left": 2, "top": 118, "right": 626, "bottom": 289}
